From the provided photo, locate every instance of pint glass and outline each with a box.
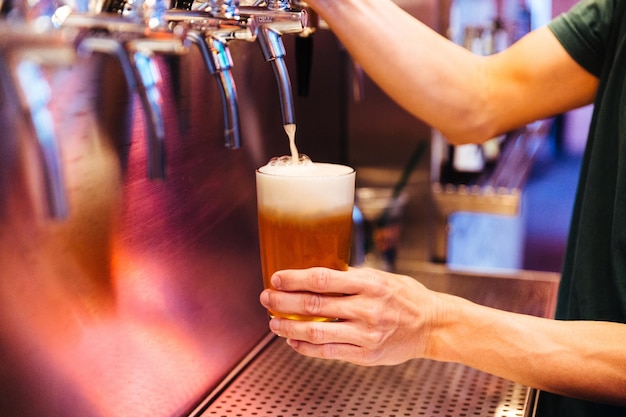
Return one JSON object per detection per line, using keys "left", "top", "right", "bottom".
{"left": 256, "top": 160, "right": 355, "bottom": 321}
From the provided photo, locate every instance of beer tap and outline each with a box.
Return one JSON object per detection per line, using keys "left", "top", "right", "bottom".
{"left": 0, "top": 3, "right": 75, "bottom": 219}
{"left": 167, "top": 0, "right": 308, "bottom": 133}
{"left": 186, "top": 31, "right": 242, "bottom": 148}
{"left": 55, "top": 0, "right": 188, "bottom": 179}
{"left": 238, "top": 0, "right": 308, "bottom": 126}
{"left": 165, "top": 2, "right": 251, "bottom": 149}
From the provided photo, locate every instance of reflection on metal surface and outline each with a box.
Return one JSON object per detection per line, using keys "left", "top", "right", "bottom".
{"left": 0, "top": 21, "right": 347, "bottom": 416}
{"left": 0, "top": 38, "right": 269, "bottom": 417}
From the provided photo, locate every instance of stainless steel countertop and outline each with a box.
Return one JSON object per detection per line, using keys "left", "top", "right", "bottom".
{"left": 190, "top": 262, "right": 560, "bottom": 417}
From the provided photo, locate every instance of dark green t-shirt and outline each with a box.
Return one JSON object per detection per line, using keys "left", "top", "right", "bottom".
{"left": 536, "top": 0, "right": 626, "bottom": 415}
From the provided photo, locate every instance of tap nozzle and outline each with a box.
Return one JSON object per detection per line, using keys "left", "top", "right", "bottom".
{"left": 256, "top": 25, "right": 295, "bottom": 125}
{"left": 236, "top": 5, "right": 307, "bottom": 126}
{"left": 185, "top": 30, "right": 241, "bottom": 149}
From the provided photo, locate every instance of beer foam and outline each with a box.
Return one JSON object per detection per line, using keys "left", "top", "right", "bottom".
{"left": 259, "top": 155, "right": 353, "bottom": 177}
{"left": 257, "top": 156, "right": 355, "bottom": 215}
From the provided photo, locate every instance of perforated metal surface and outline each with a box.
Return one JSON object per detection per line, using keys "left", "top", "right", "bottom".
{"left": 198, "top": 337, "right": 530, "bottom": 417}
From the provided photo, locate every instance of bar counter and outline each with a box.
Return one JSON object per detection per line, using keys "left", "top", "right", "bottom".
{"left": 189, "top": 261, "right": 560, "bottom": 417}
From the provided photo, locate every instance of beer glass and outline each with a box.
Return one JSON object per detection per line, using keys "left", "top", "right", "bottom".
{"left": 256, "top": 160, "right": 355, "bottom": 321}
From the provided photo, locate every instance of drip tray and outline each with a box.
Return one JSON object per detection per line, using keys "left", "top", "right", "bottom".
{"left": 195, "top": 336, "right": 532, "bottom": 417}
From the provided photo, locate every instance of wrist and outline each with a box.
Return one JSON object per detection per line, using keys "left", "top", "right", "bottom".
{"left": 423, "top": 292, "right": 472, "bottom": 363}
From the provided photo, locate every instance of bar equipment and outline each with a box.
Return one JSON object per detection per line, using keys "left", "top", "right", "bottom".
{"left": 165, "top": 3, "right": 249, "bottom": 149}
{"left": 165, "top": 0, "right": 310, "bottom": 131}
{"left": 0, "top": 3, "right": 76, "bottom": 219}
{"left": 56, "top": 0, "right": 188, "bottom": 179}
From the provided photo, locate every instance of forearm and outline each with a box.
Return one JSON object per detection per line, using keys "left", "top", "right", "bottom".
{"left": 307, "top": 0, "right": 492, "bottom": 142}
{"left": 304, "top": 0, "right": 598, "bottom": 144}
{"left": 430, "top": 293, "right": 626, "bottom": 405}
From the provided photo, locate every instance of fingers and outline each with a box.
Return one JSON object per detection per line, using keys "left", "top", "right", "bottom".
{"left": 260, "top": 267, "right": 395, "bottom": 322}
{"left": 260, "top": 287, "right": 356, "bottom": 321}
{"left": 259, "top": 267, "right": 436, "bottom": 366}
{"left": 269, "top": 318, "right": 386, "bottom": 366}
{"left": 285, "top": 339, "right": 379, "bottom": 366}
{"left": 270, "top": 267, "right": 388, "bottom": 297}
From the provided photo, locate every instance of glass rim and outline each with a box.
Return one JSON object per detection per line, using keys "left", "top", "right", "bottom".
{"left": 256, "top": 164, "right": 355, "bottom": 178}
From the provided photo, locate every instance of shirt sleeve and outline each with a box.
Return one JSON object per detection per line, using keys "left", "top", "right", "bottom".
{"left": 548, "top": 0, "right": 616, "bottom": 77}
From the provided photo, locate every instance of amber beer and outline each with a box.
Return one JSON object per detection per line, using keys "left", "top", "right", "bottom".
{"left": 256, "top": 160, "right": 355, "bottom": 321}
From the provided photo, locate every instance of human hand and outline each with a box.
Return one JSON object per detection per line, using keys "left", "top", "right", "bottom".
{"left": 259, "top": 267, "right": 444, "bottom": 366}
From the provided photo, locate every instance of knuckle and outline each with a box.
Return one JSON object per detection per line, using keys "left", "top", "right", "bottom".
{"left": 303, "top": 293, "right": 324, "bottom": 316}
{"left": 305, "top": 324, "right": 326, "bottom": 344}
{"left": 368, "top": 274, "right": 390, "bottom": 297}
{"left": 319, "top": 342, "right": 338, "bottom": 360}
{"left": 368, "top": 330, "right": 388, "bottom": 350}
{"left": 311, "top": 268, "right": 333, "bottom": 292}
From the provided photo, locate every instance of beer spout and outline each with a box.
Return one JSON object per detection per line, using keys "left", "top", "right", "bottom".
{"left": 167, "top": 0, "right": 308, "bottom": 132}
{"left": 238, "top": 2, "right": 308, "bottom": 126}
{"left": 4, "top": 49, "right": 72, "bottom": 219}
{"left": 256, "top": 25, "right": 295, "bottom": 125}
{"left": 0, "top": 4, "right": 75, "bottom": 219}
{"left": 185, "top": 31, "right": 241, "bottom": 148}
{"left": 165, "top": 5, "right": 248, "bottom": 149}
{"left": 57, "top": 1, "right": 187, "bottom": 179}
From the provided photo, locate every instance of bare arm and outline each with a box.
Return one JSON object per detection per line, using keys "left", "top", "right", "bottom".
{"left": 306, "top": 0, "right": 599, "bottom": 143}
{"left": 260, "top": 267, "right": 626, "bottom": 405}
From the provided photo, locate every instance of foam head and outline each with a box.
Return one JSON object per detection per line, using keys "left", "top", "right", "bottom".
{"left": 256, "top": 156, "right": 355, "bottom": 216}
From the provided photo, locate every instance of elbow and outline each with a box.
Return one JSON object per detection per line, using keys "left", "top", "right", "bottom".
{"left": 436, "top": 112, "right": 500, "bottom": 146}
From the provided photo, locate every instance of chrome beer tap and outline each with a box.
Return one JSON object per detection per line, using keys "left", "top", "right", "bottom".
{"left": 165, "top": 3, "right": 252, "bottom": 149}
{"left": 167, "top": 0, "right": 308, "bottom": 134}
{"left": 55, "top": 0, "right": 188, "bottom": 179}
{"left": 238, "top": 0, "right": 308, "bottom": 126}
{"left": 0, "top": 3, "right": 75, "bottom": 219}
{"left": 186, "top": 31, "right": 242, "bottom": 148}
